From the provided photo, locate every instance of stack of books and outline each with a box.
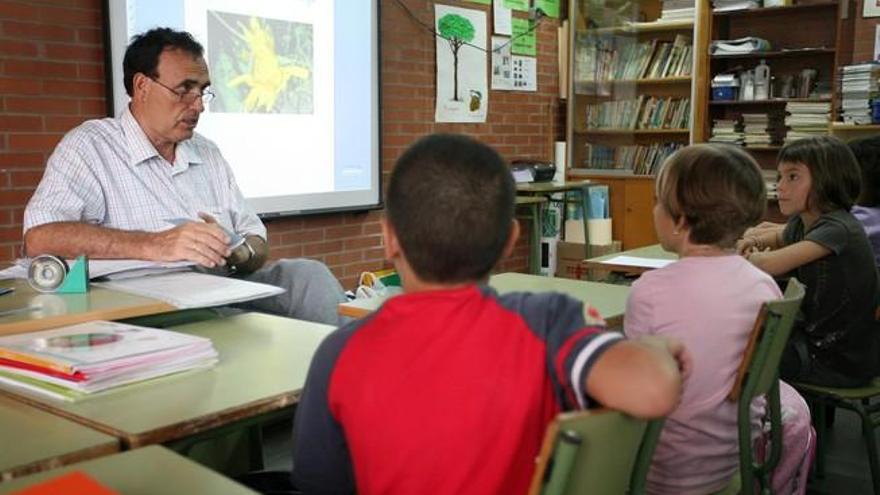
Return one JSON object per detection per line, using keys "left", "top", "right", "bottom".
{"left": 763, "top": 169, "right": 779, "bottom": 200}
{"left": 785, "top": 101, "right": 831, "bottom": 143}
{"left": 0, "top": 321, "right": 218, "bottom": 401}
{"left": 709, "top": 118, "right": 744, "bottom": 145}
{"left": 659, "top": 0, "right": 695, "bottom": 21}
{"left": 742, "top": 111, "right": 785, "bottom": 147}
{"left": 712, "top": 0, "right": 760, "bottom": 12}
{"left": 839, "top": 62, "right": 880, "bottom": 125}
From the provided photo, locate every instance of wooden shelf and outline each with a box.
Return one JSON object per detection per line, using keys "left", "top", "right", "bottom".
{"left": 576, "top": 128, "right": 690, "bottom": 135}
{"left": 711, "top": 48, "right": 835, "bottom": 59}
{"left": 744, "top": 145, "right": 784, "bottom": 151}
{"left": 709, "top": 98, "right": 831, "bottom": 106}
{"left": 586, "top": 19, "right": 694, "bottom": 35}
{"left": 713, "top": 1, "right": 838, "bottom": 17}
{"left": 569, "top": 169, "right": 656, "bottom": 179}
{"left": 830, "top": 123, "right": 880, "bottom": 132}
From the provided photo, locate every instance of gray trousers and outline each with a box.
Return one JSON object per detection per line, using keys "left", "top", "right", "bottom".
{"left": 237, "top": 259, "right": 347, "bottom": 326}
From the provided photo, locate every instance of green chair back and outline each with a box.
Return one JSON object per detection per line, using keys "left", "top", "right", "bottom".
{"left": 528, "top": 409, "right": 649, "bottom": 495}
{"left": 728, "top": 278, "right": 805, "bottom": 494}
{"left": 628, "top": 418, "right": 665, "bottom": 495}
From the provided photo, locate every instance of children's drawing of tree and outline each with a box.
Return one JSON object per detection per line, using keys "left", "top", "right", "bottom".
{"left": 437, "top": 13, "right": 475, "bottom": 102}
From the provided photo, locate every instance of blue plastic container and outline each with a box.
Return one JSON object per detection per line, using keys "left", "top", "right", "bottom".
{"left": 872, "top": 100, "right": 880, "bottom": 124}
{"left": 712, "top": 86, "right": 738, "bottom": 101}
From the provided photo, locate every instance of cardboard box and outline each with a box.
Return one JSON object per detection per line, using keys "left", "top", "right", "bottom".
{"left": 555, "top": 241, "right": 622, "bottom": 281}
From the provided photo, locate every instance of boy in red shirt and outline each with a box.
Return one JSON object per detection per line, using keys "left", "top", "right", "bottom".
{"left": 292, "top": 134, "right": 688, "bottom": 495}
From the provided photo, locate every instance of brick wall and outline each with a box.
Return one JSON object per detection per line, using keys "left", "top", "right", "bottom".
{"left": 0, "top": 0, "right": 564, "bottom": 288}
{"left": 853, "top": 0, "right": 880, "bottom": 62}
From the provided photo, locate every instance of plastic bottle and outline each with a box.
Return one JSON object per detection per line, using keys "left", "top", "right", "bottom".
{"left": 754, "top": 59, "right": 771, "bottom": 100}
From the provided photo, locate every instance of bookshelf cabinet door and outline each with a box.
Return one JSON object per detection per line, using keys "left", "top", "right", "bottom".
{"left": 623, "top": 179, "right": 659, "bottom": 249}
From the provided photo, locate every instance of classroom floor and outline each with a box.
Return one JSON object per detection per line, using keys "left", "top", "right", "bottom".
{"left": 260, "top": 412, "right": 877, "bottom": 493}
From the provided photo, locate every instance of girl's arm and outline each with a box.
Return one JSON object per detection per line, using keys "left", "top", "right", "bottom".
{"left": 746, "top": 239, "right": 831, "bottom": 276}
{"left": 736, "top": 226, "right": 785, "bottom": 255}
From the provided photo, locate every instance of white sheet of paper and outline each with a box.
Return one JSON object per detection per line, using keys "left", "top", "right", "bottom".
{"left": 0, "top": 259, "right": 194, "bottom": 280}
{"left": 599, "top": 256, "right": 675, "bottom": 269}
{"left": 94, "top": 272, "right": 284, "bottom": 309}
{"left": 435, "top": 5, "right": 488, "bottom": 123}
{"left": 512, "top": 55, "right": 537, "bottom": 91}
{"left": 491, "top": 36, "right": 514, "bottom": 90}
{"left": 493, "top": 0, "right": 512, "bottom": 35}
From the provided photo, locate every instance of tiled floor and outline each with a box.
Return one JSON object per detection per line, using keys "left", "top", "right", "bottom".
{"left": 263, "top": 409, "right": 878, "bottom": 494}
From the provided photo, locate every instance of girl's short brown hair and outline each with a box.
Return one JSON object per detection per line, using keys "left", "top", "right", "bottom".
{"left": 657, "top": 144, "right": 766, "bottom": 248}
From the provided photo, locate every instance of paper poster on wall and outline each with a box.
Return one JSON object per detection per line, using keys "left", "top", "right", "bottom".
{"left": 875, "top": 25, "right": 880, "bottom": 61}
{"left": 511, "top": 18, "right": 536, "bottom": 56}
{"left": 435, "top": 5, "right": 488, "bottom": 123}
{"left": 493, "top": 0, "right": 512, "bottom": 35}
{"left": 535, "top": 0, "right": 561, "bottom": 18}
{"left": 491, "top": 36, "right": 514, "bottom": 90}
{"left": 865, "top": 0, "right": 880, "bottom": 17}
{"left": 512, "top": 55, "right": 537, "bottom": 91}
{"left": 504, "top": 0, "right": 529, "bottom": 12}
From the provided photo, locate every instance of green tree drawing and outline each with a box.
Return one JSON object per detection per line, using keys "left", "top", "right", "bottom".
{"left": 437, "top": 14, "right": 475, "bottom": 102}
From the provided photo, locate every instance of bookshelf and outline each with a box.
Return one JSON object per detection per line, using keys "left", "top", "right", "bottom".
{"left": 695, "top": 0, "right": 855, "bottom": 162}
{"left": 566, "top": 0, "right": 709, "bottom": 248}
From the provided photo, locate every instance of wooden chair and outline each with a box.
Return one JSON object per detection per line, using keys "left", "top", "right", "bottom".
{"left": 727, "top": 278, "right": 806, "bottom": 495}
{"left": 527, "top": 409, "right": 664, "bottom": 495}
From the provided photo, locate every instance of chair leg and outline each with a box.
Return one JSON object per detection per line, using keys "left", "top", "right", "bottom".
{"left": 854, "top": 399, "right": 880, "bottom": 495}
{"left": 813, "top": 398, "right": 827, "bottom": 479}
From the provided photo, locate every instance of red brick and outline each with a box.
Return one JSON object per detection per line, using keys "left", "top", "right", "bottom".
{"left": 6, "top": 97, "right": 79, "bottom": 115}
{"left": 0, "top": 115, "right": 43, "bottom": 132}
{"left": 0, "top": 77, "right": 44, "bottom": 95}
{"left": 302, "top": 240, "right": 344, "bottom": 256}
{"left": 44, "top": 43, "right": 103, "bottom": 62}
{"left": 344, "top": 236, "right": 382, "bottom": 250}
{"left": 77, "top": 27, "right": 102, "bottom": 44}
{"left": 77, "top": 63, "right": 104, "bottom": 81}
{"left": 2, "top": 21, "right": 75, "bottom": 42}
{"left": 0, "top": 39, "right": 39, "bottom": 57}
{"left": 44, "top": 115, "right": 90, "bottom": 132}
{"left": 38, "top": 5, "right": 101, "bottom": 26}
{"left": 78, "top": 98, "right": 105, "bottom": 116}
{"left": 0, "top": 152, "right": 44, "bottom": 168}
{"left": 10, "top": 170, "right": 43, "bottom": 188}
{"left": 8, "top": 133, "right": 62, "bottom": 151}
{"left": 0, "top": 225, "right": 21, "bottom": 243}
{"left": 43, "top": 80, "right": 104, "bottom": 98}
{"left": 280, "top": 229, "right": 323, "bottom": 244}
{"left": 3, "top": 59, "right": 77, "bottom": 78}
{"left": 325, "top": 251, "right": 363, "bottom": 266}
{"left": 325, "top": 224, "right": 363, "bottom": 239}
{"left": 0, "top": 2, "right": 39, "bottom": 19}
{"left": 0, "top": 189, "right": 33, "bottom": 206}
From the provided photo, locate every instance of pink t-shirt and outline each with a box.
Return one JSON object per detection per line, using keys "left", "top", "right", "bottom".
{"left": 624, "top": 255, "right": 781, "bottom": 495}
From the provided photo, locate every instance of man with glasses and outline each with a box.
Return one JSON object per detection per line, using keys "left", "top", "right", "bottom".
{"left": 22, "top": 27, "right": 347, "bottom": 325}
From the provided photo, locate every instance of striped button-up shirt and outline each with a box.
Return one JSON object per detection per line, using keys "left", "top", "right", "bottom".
{"left": 24, "top": 107, "right": 266, "bottom": 240}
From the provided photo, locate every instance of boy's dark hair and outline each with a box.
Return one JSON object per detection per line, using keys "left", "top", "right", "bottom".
{"left": 848, "top": 136, "right": 880, "bottom": 207}
{"left": 777, "top": 136, "right": 861, "bottom": 213}
{"left": 657, "top": 144, "right": 766, "bottom": 248}
{"left": 387, "top": 134, "right": 515, "bottom": 283}
{"left": 123, "top": 28, "right": 204, "bottom": 97}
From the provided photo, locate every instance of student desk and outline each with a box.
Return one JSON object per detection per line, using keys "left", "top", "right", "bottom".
{"left": 338, "top": 272, "right": 630, "bottom": 327}
{"left": 0, "top": 312, "right": 333, "bottom": 453}
{"left": 516, "top": 179, "right": 596, "bottom": 257}
{"left": 515, "top": 195, "right": 547, "bottom": 274}
{"left": 0, "top": 395, "right": 118, "bottom": 482}
{"left": 580, "top": 243, "right": 678, "bottom": 278}
{"left": 0, "top": 279, "right": 175, "bottom": 336}
{"left": 0, "top": 446, "right": 258, "bottom": 494}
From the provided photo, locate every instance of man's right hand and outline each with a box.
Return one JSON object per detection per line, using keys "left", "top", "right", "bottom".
{"left": 148, "top": 222, "right": 231, "bottom": 267}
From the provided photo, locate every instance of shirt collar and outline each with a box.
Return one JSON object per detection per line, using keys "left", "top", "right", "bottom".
{"left": 121, "top": 105, "right": 205, "bottom": 169}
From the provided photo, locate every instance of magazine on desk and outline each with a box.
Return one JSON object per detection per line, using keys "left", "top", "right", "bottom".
{"left": 0, "top": 320, "right": 218, "bottom": 401}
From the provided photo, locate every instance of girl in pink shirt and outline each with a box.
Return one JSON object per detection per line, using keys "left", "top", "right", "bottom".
{"left": 625, "top": 144, "right": 813, "bottom": 494}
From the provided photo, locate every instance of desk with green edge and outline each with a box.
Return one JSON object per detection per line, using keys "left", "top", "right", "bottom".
{"left": 580, "top": 243, "right": 678, "bottom": 277}
{"left": 0, "top": 394, "right": 118, "bottom": 482}
{"left": 516, "top": 179, "right": 596, "bottom": 258}
{"left": 515, "top": 195, "right": 547, "bottom": 275}
{"left": 0, "top": 313, "right": 333, "bottom": 461}
{"left": 0, "top": 446, "right": 258, "bottom": 494}
{"left": 338, "top": 272, "right": 630, "bottom": 327}
{"left": 0, "top": 279, "right": 176, "bottom": 337}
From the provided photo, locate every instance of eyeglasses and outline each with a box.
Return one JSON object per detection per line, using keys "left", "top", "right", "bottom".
{"left": 149, "top": 77, "right": 215, "bottom": 104}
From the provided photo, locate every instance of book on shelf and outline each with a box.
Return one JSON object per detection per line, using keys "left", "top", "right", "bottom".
{"left": 838, "top": 62, "right": 880, "bottom": 126}
{"left": 574, "top": 33, "right": 692, "bottom": 84}
{"left": 0, "top": 320, "right": 218, "bottom": 401}
{"left": 583, "top": 143, "right": 683, "bottom": 175}
{"left": 585, "top": 96, "right": 690, "bottom": 130}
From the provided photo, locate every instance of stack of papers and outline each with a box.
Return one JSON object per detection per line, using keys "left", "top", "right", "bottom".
{"left": 710, "top": 37, "right": 771, "bottom": 55}
{"left": 785, "top": 101, "right": 831, "bottom": 143}
{"left": 0, "top": 259, "right": 194, "bottom": 281}
{"left": 710, "top": 118, "right": 744, "bottom": 145}
{"left": 839, "top": 62, "right": 880, "bottom": 125}
{"left": 0, "top": 320, "right": 218, "bottom": 401}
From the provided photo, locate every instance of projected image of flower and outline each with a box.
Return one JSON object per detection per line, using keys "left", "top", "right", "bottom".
{"left": 207, "top": 11, "right": 313, "bottom": 114}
